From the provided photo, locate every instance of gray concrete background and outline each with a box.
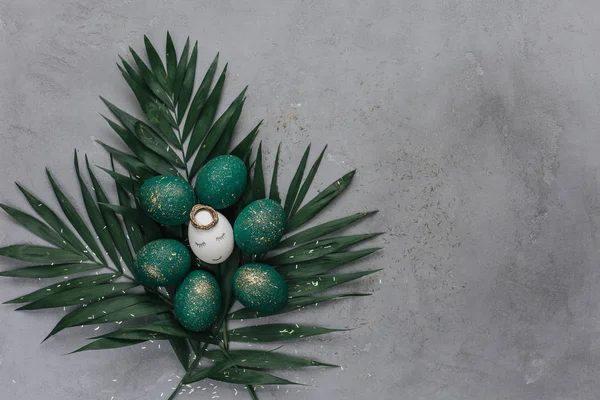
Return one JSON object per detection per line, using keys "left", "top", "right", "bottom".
{"left": 1, "top": 1, "right": 600, "bottom": 399}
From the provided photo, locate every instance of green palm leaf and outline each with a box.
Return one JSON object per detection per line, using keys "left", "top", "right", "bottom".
{"left": 230, "top": 121, "right": 262, "bottom": 162}
{"left": 287, "top": 270, "right": 381, "bottom": 298}
{"left": 17, "top": 282, "right": 138, "bottom": 310}
{"left": 173, "top": 37, "right": 191, "bottom": 101}
{"left": 269, "top": 144, "right": 282, "bottom": 203}
{"left": 143, "top": 35, "right": 169, "bottom": 91}
{"left": 16, "top": 183, "right": 91, "bottom": 258}
{"left": 266, "top": 233, "right": 381, "bottom": 265}
{"left": 277, "top": 248, "right": 380, "bottom": 279}
{"left": 4, "top": 273, "right": 117, "bottom": 304}
{"left": 73, "top": 152, "right": 122, "bottom": 271}
{"left": 286, "top": 170, "right": 356, "bottom": 231}
{"left": 229, "top": 293, "right": 370, "bottom": 320}
{"left": 205, "top": 349, "right": 337, "bottom": 368}
{"left": 283, "top": 145, "right": 310, "bottom": 216}
{"left": 181, "top": 53, "right": 219, "bottom": 140}
{"left": 277, "top": 211, "right": 378, "bottom": 248}
{"left": 0, "top": 245, "right": 86, "bottom": 264}
{"left": 209, "top": 369, "right": 298, "bottom": 386}
{"left": 71, "top": 338, "right": 146, "bottom": 354}
{"left": 289, "top": 145, "right": 327, "bottom": 217}
{"left": 84, "top": 157, "right": 135, "bottom": 272}
{"left": 0, "top": 262, "right": 103, "bottom": 279}
{"left": 227, "top": 324, "right": 346, "bottom": 343}
{"left": 165, "top": 32, "right": 177, "bottom": 91}
{"left": 0, "top": 204, "right": 80, "bottom": 254}
{"left": 46, "top": 169, "right": 107, "bottom": 265}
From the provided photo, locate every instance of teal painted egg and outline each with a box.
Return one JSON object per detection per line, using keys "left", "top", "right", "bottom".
{"left": 233, "top": 263, "right": 288, "bottom": 313}
{"left": 134, "top": 239, "right": 191, "bottom": 287}
{"left": 195, "top": 155, "right": 247, "bottom": 209}
{"left": 234, "top": 199, "right": 286, "bottom": 254}
{"left": 174, "top": 270, "right": 221, "bottom": 332}
{"left": 140, "top": 175, "right": 195, "bottom": 225}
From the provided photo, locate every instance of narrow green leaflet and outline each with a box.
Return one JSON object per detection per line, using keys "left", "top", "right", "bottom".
{"left": 115, "top": 181, "right": 145, "bottom": 253}
{"left": 277, "top": 211, "right": 378, "bottom": 248}
{"left": 143, "top": 35, "right": 169, "bottom": 90}
{"left": 101, "top": 116, "right": 179, "bottom": 176}
{"left": 182, "top": 53, "right": 219, "bottom": 140}
{"left": 277, "top": 248, "right": 380, "bottom": 279}
{"left": 0, "top": 204, "right": 79, "bottom": 253}
{"left": 17, "top": 282, "right": 138, "bottom": 310}
{"left": 165, "top": 32, "right": 177, "bottom": 91}
{"left": 284, "top": 145, "right": 311, "bottom": 216}
{"left": 94, "top": 320, "right": 216, "bottom": 343}
{"left": 269, "top": 144, "right": 282, "bottom": 203}
{"left": 91, "top": 301, "right": 172, "bottom": 324}
{"left": 16, "top": 183, "right": 90, "bottom": 257}
{"left": 0, "top": 262, "right": 103, "bottom": 279}
{"left": 173, "top": 37, "right": 190, "bottom": 102}
{"left": 215, "top": 248, "right": 240, "bottom": 328}
{"left": 134, "top": 122, "right": 185, "bottom": 167}
{"left": 289, "top": 145, "right": 327, "bottom": 217}
{"left": 177, "top": 41, "right": 198, "bottom": 122}
{"left": 287, "top": 270, "right": 381, "bottom": 298}
{"left": 189, "top": 88, "right": 247, "bottom": 177}
{"left": 230, "top": 121, "right": 262, "bottom": 162}
{"left": 96, "top": 141, "right": 156, "bottom": 181}
{"left": 205, "top": 349, "right": 337, "bottom": 368}
{"left": 229, "top": 293, "right": 370, "bottom": 320}
{"left": 85, "top": 157, "right": 135, "bottom": 272}
{"left": 98, "top": 167, "right": 142, "bottom": 193}
{"left": 266, "top": 233, "right": 381, "bottom": 265}
{"left": 101, "top": 97, "right": 180, "bottom": 150}
{"left": 4, "top": 273, "right": 117, "bottom": 305}
{"left": 184, "top": 348, "right": 277, "bottom": 384}
{"left": 93, "top": 330, "right": 170, "bottom": 341}
{"left": 129, "top": 47, "right": 173, "bottom": 109}
{"left": 185, "top": 66, "right": 228, "bottom": 161}
{"left": 74, "top": 153, "right": 122, "bottom": 270}
{"left": 250, "top": 142, "right": 266, "bottom": 200}
{"left": 46, "top": 294, "right": 155, "bottom": 339}
{"left": 0, "top": 245, "right": 86, "bottom": 264}
{"left": 71, "top": 338, "right": 146, "bottom": 354}
{"left": 209, "top": 368, "right": 298, "bottom": 386}
{"left": 227, "top": 324, "right": 346, "bottom": 343}
{"left": 208, "top": 97, "right": 245, "bottom": 160}
{"left": 286, "top": 170, "right": 355, "bottom": 231}
{"left": 46, "top": 169, "right": 107, "bottom": 265}
{"left": 98, "top": 203, "right": 161, "bottom": 242}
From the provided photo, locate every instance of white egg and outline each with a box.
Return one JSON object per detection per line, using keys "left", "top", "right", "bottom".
{"left": 188, "top": 208, "right": 234, "bottom": 264}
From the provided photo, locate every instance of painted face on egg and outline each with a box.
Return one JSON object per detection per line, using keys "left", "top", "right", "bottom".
{"left": 188, "top": 205, "right": 234, "bottom": 264}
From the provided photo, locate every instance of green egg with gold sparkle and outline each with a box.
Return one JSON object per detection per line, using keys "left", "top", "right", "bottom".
{"left": 174, "top": 270, "right": 221, "bottom": 332}
{"left": 233, "top": 263, "right": 288, "bottom": 313}
{"left": 139, "top": 175, "right": 195, "bottom": 225}
{"left": 234, "top": 199, "right": 286, "bottom": 254}
{"left": 195, "top": 155, "right": 247, "bottom": 209}
{"left": 134, "top": 239, "right": 191, "bottom": 287}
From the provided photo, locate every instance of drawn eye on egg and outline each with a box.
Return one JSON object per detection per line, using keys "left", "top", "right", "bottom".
{"left": 188, "top": 205, "right": 234, "bottom": 265}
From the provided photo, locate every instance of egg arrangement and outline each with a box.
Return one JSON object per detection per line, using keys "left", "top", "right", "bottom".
{"left": 134, "top": 155, "right": 288, "bottom": 332}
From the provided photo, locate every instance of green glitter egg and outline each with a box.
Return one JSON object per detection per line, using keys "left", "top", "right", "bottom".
{"left": 233, "top": 263, "right": 288, "bottom": 313}
{"left": 174, "top": 270, "right": 221, "bottom": 332}
{"left": 140, "top": 175, "right": 195, "bottom": 225}
{"left": 195, "top": 155, "right": 247, "bottom": 209}
{"left": 134, "top": 239, "right": 191, "bottom": 287}
{"left": 234, "top": 199, "right": 286, "bottom": 254}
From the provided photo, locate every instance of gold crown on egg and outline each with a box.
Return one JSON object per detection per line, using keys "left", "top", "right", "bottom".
{"left": 189, "top": 204, "right": 218, "bottom": 230}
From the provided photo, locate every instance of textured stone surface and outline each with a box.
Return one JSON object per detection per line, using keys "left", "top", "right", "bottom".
{"left": 2, "top": 1, "right": 600, "bottom": 399}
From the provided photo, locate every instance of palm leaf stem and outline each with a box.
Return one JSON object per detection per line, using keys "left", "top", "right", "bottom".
{"left": 167, "top": 341, "right": 210, "bottom": 400}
